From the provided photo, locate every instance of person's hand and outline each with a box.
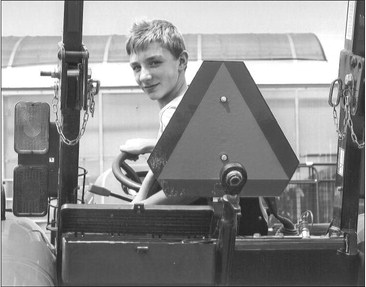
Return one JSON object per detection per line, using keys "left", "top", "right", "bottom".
{"left": 131, "top": 196, "right": 145, "bottom": 204}
{"left": 130, "top": 169, "right": 155, "bottom": 204}
{"left": 120, "top": 138, "right": 156, "bottom": 155}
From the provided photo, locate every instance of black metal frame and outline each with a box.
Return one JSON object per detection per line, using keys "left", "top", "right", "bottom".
{"left": 56, "top": 1, "right": 84, "bottom": 282}
{"left": 333, "top": 0, "right": 365, "bottom": 256}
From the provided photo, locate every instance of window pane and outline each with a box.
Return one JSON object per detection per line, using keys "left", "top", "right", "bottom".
{"left": 298, "top": 88, "right": 337, "bottom": 161}
{"left": 202, "top": 34, "right": 326, "bottom": 61}
{"left": 291, "top": 33, "right": 326, "bottom": 60}
{"left": 261, "top": 88, "right": 297, "bottom": 153}
{"left": 108, "top": 35, "right": 129, "bottom": 63}
{"left": 101, "top": 91, "right": 159, "bottom": 172}
{"left": 2, "top": 36, "right": 21, "bottom": 67}
{"left": 83, "top": 35, "right": 110, "bottom": 63}
{"left": 12, "top": 36, "right": 61, "bottom": 67}
{"left": 4, "top": 33, "right": 326, "bottom": 66}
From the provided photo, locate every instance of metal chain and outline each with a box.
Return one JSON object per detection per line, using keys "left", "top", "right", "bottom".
{"left": 329, "top": 79, "right": 364, "bottom": 149}
{"left": 332, "top": 105, "right": 345, "bottom": 140}
{"left": 88, "top": 80, "right": 96, "bottom": 117}
{"left": 52, "top": 81, "right": 95, "bottom": 146}
{"left": 329, "top": 78, "right": 345, "bottom": 140}
{"left": 343, "top": 89, "right": 365, "bottom": 149}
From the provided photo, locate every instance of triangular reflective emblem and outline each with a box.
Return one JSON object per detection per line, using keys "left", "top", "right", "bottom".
{"left": 148, "top": 61, "right": 298, "bottom": 197}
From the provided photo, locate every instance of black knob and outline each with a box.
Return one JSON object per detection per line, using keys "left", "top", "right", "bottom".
{"left": 219, "top": 162, "right": 247, "bottom": 195}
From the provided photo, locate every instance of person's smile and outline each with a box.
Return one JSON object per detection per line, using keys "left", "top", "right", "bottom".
{"left": 143, "top": 83, "right": 159, "bottom": 92}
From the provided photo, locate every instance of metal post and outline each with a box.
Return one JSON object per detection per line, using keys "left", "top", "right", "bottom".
{"left": 58, "top": 0, "right": 84, "bottom": 206}
{"left": 333, "top": 0, "right": 364, "bottom": 255}
{"left": 56, "top": 1, "right": 84, "bottom": 283}
{"left": 98, "top": 91, "right": 104, "bottom": 175}
{"left": 217, "top": 194, "right": 241, "bottom": 285}
{"left": 311, "top": 165, "right": 321, "bottom": 223}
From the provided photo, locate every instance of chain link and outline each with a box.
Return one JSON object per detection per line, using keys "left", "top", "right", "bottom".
{"left": 52, "top": 81, "right": 96, "bottom": 146}
{"left": 88, "top": 80, "right": 96, "bottom": 117}
{"left": 332, "top": 105, "right": 345, "bottom": 140}
{"left": 331, "top": 84, "right": 364, "bottom": 149}
{"left": 343, "top": 88, "right": 365, "bottom": 149}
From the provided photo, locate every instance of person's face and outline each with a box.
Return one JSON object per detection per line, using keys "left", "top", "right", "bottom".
{"left": 129, "top": 42, "right": 186, "bottom": 107}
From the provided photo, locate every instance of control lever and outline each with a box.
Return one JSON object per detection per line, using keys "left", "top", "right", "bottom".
{"left": 264, "top": 197, "right": 297, "bottom": 235}
{"left": 89, "top": 184, "right": 132, "bottom": 202}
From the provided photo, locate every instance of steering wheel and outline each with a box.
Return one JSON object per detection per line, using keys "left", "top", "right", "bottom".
{"left": 112, "top": 151, "right": 162, "bottom": 199}
{"left": 112, "top": 152, "right": 142, "bottom": 192}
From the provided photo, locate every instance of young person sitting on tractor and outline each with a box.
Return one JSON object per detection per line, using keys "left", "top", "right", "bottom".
{"left": 120, "top": 19, "right": 268, "bottom": 236}
{"left": 120, "top": 19, "right": 193, "bottom": 205}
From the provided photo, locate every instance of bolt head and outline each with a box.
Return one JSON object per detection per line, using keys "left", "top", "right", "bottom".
{"left": 220, "top": 154, "right": 228, "bottom": 161}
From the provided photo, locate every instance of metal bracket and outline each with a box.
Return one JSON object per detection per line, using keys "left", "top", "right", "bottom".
{"left": 338, "top": 49, "right": 364, "bottom": 116}
{"left": 217, "top": 194, "right": 241, "bottom": 285}
{"left": 337, "top": 229, "right": 359, "bottom": 256}
{"left": 133, "top": 203, "right": 145, "bottom": 213}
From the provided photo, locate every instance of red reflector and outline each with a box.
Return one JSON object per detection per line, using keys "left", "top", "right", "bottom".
{"left": 13, "top": 165, "right": 48, "bottom": 217}
{"left": 14, "top": 102, "right": 50, "bottom": 154}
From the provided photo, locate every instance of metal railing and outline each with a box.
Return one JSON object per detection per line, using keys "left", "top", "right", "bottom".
{"left": 276, "top": 163, "right": 336, "bottom": 224}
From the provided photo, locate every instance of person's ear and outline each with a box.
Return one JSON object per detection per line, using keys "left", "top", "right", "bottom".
{"left": 178, "top": 50, "right": 188, "bottom": 70}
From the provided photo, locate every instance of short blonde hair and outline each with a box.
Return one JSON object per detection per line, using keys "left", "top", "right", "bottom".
{"left": 126, "top": 19, "right": 186, "bottom": 59}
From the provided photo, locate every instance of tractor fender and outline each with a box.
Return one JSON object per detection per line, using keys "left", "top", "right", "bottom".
{"left": 1, "top": 214, "right": 57, "bottom": 286}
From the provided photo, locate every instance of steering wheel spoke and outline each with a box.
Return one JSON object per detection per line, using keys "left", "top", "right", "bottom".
{"left": 112, "top": 152, "right": 161, "bottom": 200}
{"left": 112, "top": 152, "right": 142, "bottom": 191}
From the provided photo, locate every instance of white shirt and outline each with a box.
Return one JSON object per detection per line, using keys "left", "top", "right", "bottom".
{"left": 157, "top": 94, "right": 184, "bottom": 139}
